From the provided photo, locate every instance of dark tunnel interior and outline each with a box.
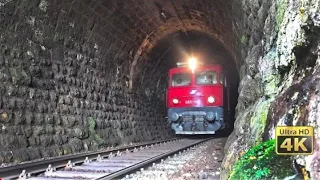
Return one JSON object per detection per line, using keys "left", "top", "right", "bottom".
{"left": 141, "top": 30, "right": 240, "bottom": 131}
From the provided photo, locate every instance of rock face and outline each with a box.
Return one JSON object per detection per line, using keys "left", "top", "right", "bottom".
{"left": 222, "top": 0, "right": 320, "bottom": 179}
{"left": 0, "top": 0, "right": 172, "bottom": 164}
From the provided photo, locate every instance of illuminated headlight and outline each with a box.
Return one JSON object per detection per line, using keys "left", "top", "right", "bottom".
{"left": 171, "top": 113, "right": 179, "bottom": 121}
{"left": 206, "top": 111, "right": 215, "bottom": 121}
{"left": 172, "top": 98, "right": 179, "bottom": 104}
{"left": 189, "top": 57, "right": 197, "bottom": 73}
{"left": 207, "top": 96, "right": 215, "bottom": 103}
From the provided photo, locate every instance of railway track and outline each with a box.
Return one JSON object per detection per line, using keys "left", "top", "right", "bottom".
{"left": 0, "top": 138, "right": 212, "bottom": 180}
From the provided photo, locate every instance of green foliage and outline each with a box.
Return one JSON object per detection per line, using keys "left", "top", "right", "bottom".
{"left": 229, "top": 139, "right": 295, "bottom": 180}
{"left": 241, "top": 34, "right": 248, "bottom": 45}
{"left": 88, "top": 117, "right": 96, "bottom": 132}
{"left": 94, "top": 134, "right": 105, "bottom": 145}
{"left": 88, "top": 117, "right": 105, "bottom": 146}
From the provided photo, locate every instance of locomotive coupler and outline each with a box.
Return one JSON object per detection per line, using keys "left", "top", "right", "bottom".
{"left": 191, "top": 115, "right": 196, "bottom": 131}
{"left": 203, "top": 120, "right": 208, "bottom": 131}
{"left": 178, "top": 115, "right": 183, "bottom": 123}
{"left": 177, "top": 115, "right": 184, "bottom": 128}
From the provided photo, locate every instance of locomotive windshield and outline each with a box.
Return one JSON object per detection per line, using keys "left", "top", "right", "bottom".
{"left": 195, "top": 70, "right": 218, "bottom": 85}
{"left": 171, "top": 73, "right": 191, "bottom": 86}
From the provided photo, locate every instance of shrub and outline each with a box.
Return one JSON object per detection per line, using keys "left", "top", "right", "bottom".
{"left": 229, "top": 139, "right": 296, "bottom": 180}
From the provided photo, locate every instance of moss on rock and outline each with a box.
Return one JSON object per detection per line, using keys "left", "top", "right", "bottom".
{"left": 88, "top": 117, "right": 105, "bottom": 147}
{"left": 241, "top": 34, "right": 248, "bottom": 45}
{"left": 250, "top": 100, "right": 271, "bottom": 144}
{"left": 9, "top": 66, "right": 31, "bottom": 85}
{"left": 263, "top": 74, "right": 281, "bottom": 97}
{"left": 229, "top": 139, "right": 296, "bottom": 180}
{"left": 276, "top": 0, "right": 287, "bottom": 32}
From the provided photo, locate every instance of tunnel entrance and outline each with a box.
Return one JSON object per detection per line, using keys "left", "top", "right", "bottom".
{"left": 142, "top": 30, "right": 239, "bottom": 133}
{"left": 2, "top": 0, "right": 318, "bottom": 178}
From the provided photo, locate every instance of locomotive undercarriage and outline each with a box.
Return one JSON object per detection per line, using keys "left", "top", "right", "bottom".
{"left": 168, "top": 107, "right": 224, "bottom": 134}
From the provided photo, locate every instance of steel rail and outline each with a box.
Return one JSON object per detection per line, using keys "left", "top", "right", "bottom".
{"left": 98, "top": 137, "right": 213, "bottom": 180}
{"left": 0, "top": 138, "right": 178, "bottom": 179}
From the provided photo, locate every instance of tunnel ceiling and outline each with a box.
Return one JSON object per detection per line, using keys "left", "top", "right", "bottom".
{"left": 148, "top": 30, "right": 236, "bottom": 67}
{"left": 144, "top": 30, "right": 239, "bottom": 87}
{"left": 73, "top": 0, "right": 238, "bottom": 90}
{"left": 75, "top": 0, "right": 237, "bottom": 63}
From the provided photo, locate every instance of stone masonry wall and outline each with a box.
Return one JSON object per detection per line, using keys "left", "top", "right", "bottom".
{"left": 0, "top": 0, "right": 172, "bottom": 164}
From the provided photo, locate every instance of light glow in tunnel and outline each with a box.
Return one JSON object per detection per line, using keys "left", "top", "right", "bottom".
{"left": 188, "top": 57, "right": 197, "bottom": 73}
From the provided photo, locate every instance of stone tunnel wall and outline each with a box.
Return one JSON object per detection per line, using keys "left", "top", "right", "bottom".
{"left": 0, "top": 0, "right": 172, "bottom": 164}
{"left": 222, "top": 0, "right": 320, "bottom": 179}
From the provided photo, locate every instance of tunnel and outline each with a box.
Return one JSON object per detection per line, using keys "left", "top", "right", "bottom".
{"left": 0, "top": 0, "right": 319, "bottom": 179}
{"left": 145, "top": 30, "right": 239, "bottom": 131}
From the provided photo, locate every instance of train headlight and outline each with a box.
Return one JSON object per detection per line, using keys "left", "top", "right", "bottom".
{"left": 172, "top": 98, "right": 179, "bottom": 104}
{"left": 189, "top": 57, "right": 197, "bottom": 73}
{"left": 206, "top": 111, "right": 215, "bottom": 121}
{"left": 171, "top": 112, "right": 179, "bottom": 121}
{"left": 207, "top": 96, "right": 215, "bottom": 103}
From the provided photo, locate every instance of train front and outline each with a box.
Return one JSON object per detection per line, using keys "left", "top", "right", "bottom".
{"left": 166, "top": 58, "right": 225, "bottom": 135}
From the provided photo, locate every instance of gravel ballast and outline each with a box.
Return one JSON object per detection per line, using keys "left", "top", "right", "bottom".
{"left": 123, "top": 137, "right": 227, "bottom": 180}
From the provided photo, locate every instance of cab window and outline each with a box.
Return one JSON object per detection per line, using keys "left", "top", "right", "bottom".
{"left": 171, "top": 73, "right": 191, "bottom": 86}
{"left": 196, "top": 70, "right": 217, "bottom": 85}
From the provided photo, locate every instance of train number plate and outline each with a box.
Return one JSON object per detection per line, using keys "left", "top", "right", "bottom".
{"left": 185, "top": 100, "right": 200, "bottom": 104}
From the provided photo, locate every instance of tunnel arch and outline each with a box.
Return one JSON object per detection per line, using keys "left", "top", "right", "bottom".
{"left": 120, "top": 0, "right": 240, "bottom": 90}
{"left": 130, "top": 29, "right": 239, "bottom": 88}
{"left": 130, "top": 29, "right": 240, "bottom": 132}
{"left": 129, "top": 22, "right": 239, "bottom": 91}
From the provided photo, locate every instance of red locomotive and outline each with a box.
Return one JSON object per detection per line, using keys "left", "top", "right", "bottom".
{"left": 166, "top": 58, "right": 230, "bottom": 134}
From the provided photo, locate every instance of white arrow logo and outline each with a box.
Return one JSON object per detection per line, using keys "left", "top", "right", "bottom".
{"left": 190, "top": 89, "right": 197, "bottom": 95}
